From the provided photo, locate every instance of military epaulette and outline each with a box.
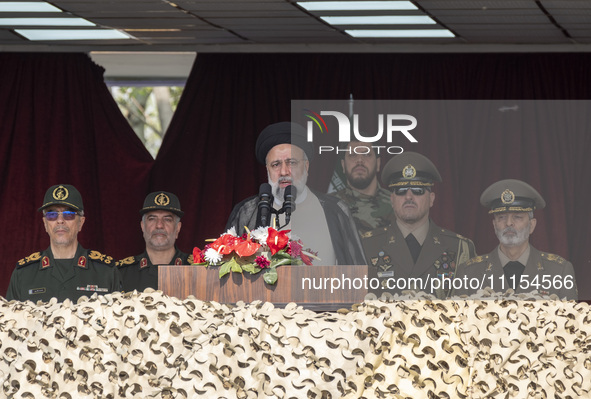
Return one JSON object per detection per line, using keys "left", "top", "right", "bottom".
{"left": 465, "top": 255, "right": 489, "bottom": 267}
{"left": 88, "top": 250, "right": 115, "bottom": 266}
{"left": 16, "top": 252, "right": 42, "bottom": 268}
{"left": 541, "top": 252, "right": 566, "bottom": 264}
{"left": 116, "top": 256, "right": 138, "bottom": 267}
{"left": 361, "top": 227, "right": 388, "bottom": 239}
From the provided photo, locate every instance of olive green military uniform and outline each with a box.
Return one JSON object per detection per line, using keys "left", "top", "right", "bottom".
{"left": 6, "top": 244, "right": 120, "bottom": 302}
{"left": 332, "top": 186, "right": 394, "bottom": 234}
{"left": 117, "top": 248, "right": 192, "bottom": 292}
{"left": 452, "top": 179, "right": 578, "bottom": 301}
{"left": 453, "top": 246, "right": 578, "bottom": 300}
{"left": 362, "top": 220, "right": 475, "bottom": 298}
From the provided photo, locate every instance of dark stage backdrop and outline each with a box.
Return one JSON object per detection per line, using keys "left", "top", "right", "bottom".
{"left": 1, "top": 53, "right": 590, "bottom": 299}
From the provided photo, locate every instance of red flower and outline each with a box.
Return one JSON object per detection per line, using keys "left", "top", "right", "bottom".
{"left": 288, "top": 240, "right": 302, "bottom": 257}
{"left": 235, "top": 238, "right": 261, "bottom": 257}
{"left": 266, "top": 228, "right": 290, "bottom": 255}
{"left": 255, "top": 256, "right": 271, "bottom": 269}
{"left": 300, "top": 251, "right": 313, "bottom": 266}
{"left": 210, "top": 234, "right": 238, "bottom": 255}
{"left": 192, "top": 247, "right": 206, "bottom": 264}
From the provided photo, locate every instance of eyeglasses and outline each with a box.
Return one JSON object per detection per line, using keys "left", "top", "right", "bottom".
{"left": 267, "top": 158, "right": 303, "bottom": 171}
{"left": 44, "top": 211, "right": 78, "bottom": 221}
{"left": 392, "top": 187, "right": 429, "bottom": 196}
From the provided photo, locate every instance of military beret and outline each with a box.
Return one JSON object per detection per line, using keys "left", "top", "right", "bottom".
{"left": 255, "top": 122, "right": 313, "bottom": 165}
{"left": 480, "top": 179, "right": 546, "bottom": 214}
{"left": 381, "top": 152, "right": 442, "bottom": 190}
{"left": 140, "top": 191, "right": 184, "bottom": 218}
{"left": 38, "top": 184, "right": 84, "bottom": 212}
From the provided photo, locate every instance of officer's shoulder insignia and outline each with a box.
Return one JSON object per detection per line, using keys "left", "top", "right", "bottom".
{"left": 361, "top": 231, "right": 374, "bottom": 239}
{"left": 541, "top": 252, "right": 566, "bottom": 264}
{"left": 89, "top": 250, "right": 114, "bottom": 266}
{"left": 17, "top": 252, "right": 42, "bottom": 267}
{"left": 465, "top": 255, "right": 488, "bottom": 267}
{"left": 116, "top": 256, "right": 137, "bottom": 267}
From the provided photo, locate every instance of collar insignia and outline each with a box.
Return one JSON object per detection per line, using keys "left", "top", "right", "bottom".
{"left": 41, "top": 256, "right": 50, "bottom": 269}
{"left": 140, "top": 258, "right": 148, "bottom": 268}
{"left": 174, "top": 257, "right": 182, "bottom": 265}
{"left": 77, "top": 256, "right": 87, "bottom": 268}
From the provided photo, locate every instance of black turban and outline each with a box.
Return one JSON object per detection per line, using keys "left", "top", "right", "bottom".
{"left": 255, "top": 122, "right": 314, "bottom": 164}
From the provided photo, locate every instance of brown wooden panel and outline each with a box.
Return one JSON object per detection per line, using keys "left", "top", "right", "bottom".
{"left": 159, "top": 265, "right": 368, "bottom": 310}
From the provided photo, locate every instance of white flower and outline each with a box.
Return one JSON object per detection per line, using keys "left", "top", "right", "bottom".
{"left": 204, "top": 248, "right": 223, "bottom": 265}
{"left": 223, "top": 227, "right": 237, "bottom": 237}
{"left": 250, "top": 226, "right": 269, "bottom": 244}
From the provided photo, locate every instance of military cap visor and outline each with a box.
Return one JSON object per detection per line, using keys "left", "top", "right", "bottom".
{"left": 255, "top": 122, "right": 313, "bottom": 165}
{"left": 480, "top": 179, "right": 546, "bottom": 214}
{"left": 381, "top": 151, "right": 442, "bottom": 190}
{"left": 38, "top": 184, "right": 84, "bottom": 212}
{"left": 140, "top": 191, "right": 184, "bottom": 218}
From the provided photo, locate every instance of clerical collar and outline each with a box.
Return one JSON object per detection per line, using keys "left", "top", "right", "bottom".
{"left": 274, "top": 186, "right": 308, "bottom": 207}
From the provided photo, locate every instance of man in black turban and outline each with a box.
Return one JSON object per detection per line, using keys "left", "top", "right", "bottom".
{"left": 225, "top": 122, "right": 366, "bottom": 266}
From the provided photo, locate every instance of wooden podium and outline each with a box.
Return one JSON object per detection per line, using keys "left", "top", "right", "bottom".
{"left": 159, "top": 265, "right": 369, "bottom": 311}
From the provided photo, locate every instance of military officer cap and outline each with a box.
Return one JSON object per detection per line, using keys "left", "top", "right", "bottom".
{"left": 255, "top": 122, "right": 313, "bottom": 165}
{"left": 381, "top": 152, "right": 442, "bottom": 190}
{"left": 140, "top": 191, "right": 184, "bottom": 218}
{"left": 481, "top": 179, "right": 546, "bottom": 214}
{"left": 38, "top": 184, "right": 84, "bottom": 212}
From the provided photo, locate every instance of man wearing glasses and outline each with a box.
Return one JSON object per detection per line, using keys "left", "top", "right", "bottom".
{"left": 117, "top": 191, "right": 191, "bottom": 292}
{"left": 361, "top": 152, "right": 476, "bottom": 298}
{"left": 6, "top": 184, "right": 120, "bottom": 302}
{"left": 225, "top": 121, "right": 365, "bottom": 265}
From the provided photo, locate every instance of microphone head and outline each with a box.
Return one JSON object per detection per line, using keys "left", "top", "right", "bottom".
{"left": 284, "top": 185, "right": 297, "bottom": 200}
{"left": 259, "top": 183, "right": 272, "bottom": 196}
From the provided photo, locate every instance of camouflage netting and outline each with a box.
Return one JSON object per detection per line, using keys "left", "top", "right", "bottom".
{"left": 0, "top": 289, "right": 589, "bottom": 398}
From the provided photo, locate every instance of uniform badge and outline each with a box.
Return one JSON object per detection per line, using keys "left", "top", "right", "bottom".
{"left": 155, "top": 193, "right": 170, "bottom": 206}
{"left": 434, "top": 252, "right": 456, "bottom": 278}
{"left": 53, "top": 185, "right": 69, "bottom": 200}
{"left": 28, "top": 288, "right": 46, "bottom": 295}
{"left": 41, "top": 256, "right": 50, "bottom": 269}
{"left": 174, "top": 258, "right": 182, "bottom": 265}
{"left": 388, "top": 236, "right": 395, "bottom": 244}
{"left": 433, "top": 236, "right": 441, "bottom": 245}
{"left": 383, "top": 255, "right": 391, "bottom": 264}
{"left": 402, "top": 164, "right": 416, "bottom": 179}
{"left": 140, "top": 258, "right": 148, "bottom": 268}
{"left": 77, "top": 256, "right": 87, "bottom": 268}
{"left": 537, "top": 262, "right": 543, "bottom": 271}
{"left": 501, "top": 189, "right": 515, "bottom": 205}
{"left": 371, "top": 257, "right": 379, "bottom": 266}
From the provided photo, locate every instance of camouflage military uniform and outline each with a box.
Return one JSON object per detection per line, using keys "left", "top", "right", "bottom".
{"left": 361, "top": 221, "right": 476, "bottom": 299}
{"left": 6, "top": 244, "right": 120, "bottom": 302}
{"left": 117, "top": 248, "right": 192, "bottom": 292}
{"left": 332, "top": 186, "right": 393, "bottom": 235}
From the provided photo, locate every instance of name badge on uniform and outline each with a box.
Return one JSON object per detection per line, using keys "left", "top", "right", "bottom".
{"left": 77, "top": 285, "right": 109, "bottom": 292}
{"left": 28, "top": 288, "right": 46, "bottom": 295}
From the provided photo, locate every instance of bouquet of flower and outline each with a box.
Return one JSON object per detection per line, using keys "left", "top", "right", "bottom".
{"left": 192, "top": 226, "right": 317, "bottom": 284}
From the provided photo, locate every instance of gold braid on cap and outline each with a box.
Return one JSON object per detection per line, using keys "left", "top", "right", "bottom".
{"left": 389, "top": 181, "right": 434, "bottom": 188}
{"left": 489, "top": 206, "right": 535, "bottom": 214}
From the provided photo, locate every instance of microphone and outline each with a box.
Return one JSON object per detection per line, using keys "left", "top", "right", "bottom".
{"left": 255, "top": 183, "right": 273, "bottom": 228}
{"left": 283, "top": 185, "right": 297, "bottom": 225}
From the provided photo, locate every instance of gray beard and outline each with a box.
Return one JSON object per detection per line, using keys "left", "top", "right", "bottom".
{"left": 496, "top": 225, "right": 530, "bottom": 246}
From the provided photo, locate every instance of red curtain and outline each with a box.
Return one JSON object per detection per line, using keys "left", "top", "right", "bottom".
{"left": 0, "top": 53, "right": 153, "bottom": 295}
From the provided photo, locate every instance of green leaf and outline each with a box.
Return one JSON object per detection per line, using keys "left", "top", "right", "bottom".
{"left": 263, "top": 267, "right": 278, "bottom": 285}
{"left": 241, "top": 263, "right": 261, "bottom": 274}
{"left": 270, "top": 257, "right": 292, "bottom": 268}
{"left": 228, "top": 257, "right": 243, "bottom": 273}
{"left": 219, "top": 262, "right": 231, "bottom": 278}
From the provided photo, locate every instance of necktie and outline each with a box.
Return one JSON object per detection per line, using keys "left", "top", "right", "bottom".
{"left": 405, "top": 233, "right": 421, "bottom": 264}
{"left": 504, "top": 261, "right": 525, "bottom": 290}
